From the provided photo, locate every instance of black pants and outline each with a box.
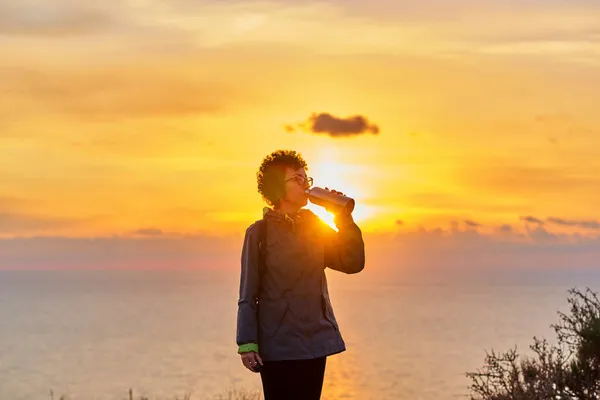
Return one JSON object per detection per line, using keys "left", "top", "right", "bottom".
{"left": 259, "top": 356, "right": 327, "bottom": 400}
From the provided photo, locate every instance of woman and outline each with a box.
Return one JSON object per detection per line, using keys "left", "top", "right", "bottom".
{"left": 236, "top": 149, "right": 365, "bottom": 400}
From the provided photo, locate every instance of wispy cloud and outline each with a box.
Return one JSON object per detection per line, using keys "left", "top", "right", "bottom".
{"left": 0, "top": 195, "right": 36, "bottom": 211}
{"left": 0, "top": 213, "right": 80, "bottom": 234}
{"left": 0, "top": 1, "right": 118, "bottom": 36}
{"left": 0, "top": 234, "right": 240, "bottom": 269}
{"left": 2, "top": 66, "right": 228, "bottom": 120}
{"left": 520, "top": 216, "right": 545, "bottom": 225}
{"left": 460, "top": 165, "right": 599, "bottom": 195}
{"left": 4, "top": 222, "right": 600, "bottom": 271}
{"left": 133, "top": 228, "right": 164, "bottom": 236}
{"left": 464, "top": 219, "right": 482, "bottom": 228}
{"left": 1, "top": 0, "right": 600, "bottom": 242}
{"left": 516, "top": 215, "right": 600, "bottom": 230}
{"left": 547, "top": 217, "right": 600, "bottom": 230}
{"left": 495, "top": 224, "right": 514, "bottom": 234}
{"left": 535, "top": 114, "right": 575, "bottom": 125}
{"left": 526, "top": 225, "right": 560, "bottom": 243}
{"left": 2, "top": 0, "right": 599, "bottom": 61}
{"left": 0, "top": 197, "right": 109, "bottom": 236}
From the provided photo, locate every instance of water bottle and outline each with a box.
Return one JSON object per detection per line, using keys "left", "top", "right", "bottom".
{"left": 305, "top": 187, "right": 355, "bottom": 215}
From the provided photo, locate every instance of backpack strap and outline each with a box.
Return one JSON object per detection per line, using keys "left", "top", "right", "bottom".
{"left": 255, "top": 217, "right": 268, "bottom": 281}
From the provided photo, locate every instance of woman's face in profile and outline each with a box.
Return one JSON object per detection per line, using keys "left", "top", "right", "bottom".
{"left": 282, "top": 167, "right": 310, "bottom": 208}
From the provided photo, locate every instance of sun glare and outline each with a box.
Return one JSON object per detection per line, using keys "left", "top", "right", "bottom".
{"left": 305, "top": 147, "right": 372, "bottom": 230}
{"left": 305, "top": 202, "right": 373, "bottom": 231}
{"left": 305, "top": 204, "right": 337, "bottom": 230}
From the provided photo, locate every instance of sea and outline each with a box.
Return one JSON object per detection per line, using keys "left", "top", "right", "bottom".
{"left": 1, "top": 268, "right": 598, "bottom": 400}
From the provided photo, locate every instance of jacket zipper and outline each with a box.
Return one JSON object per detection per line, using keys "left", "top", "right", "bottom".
{"left": 298, "top": 224, "right": 314, "bottom": 358}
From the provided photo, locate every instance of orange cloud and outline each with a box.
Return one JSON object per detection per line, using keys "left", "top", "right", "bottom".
{"left": 457, "top": 164, "right": 599, "bottom": 195}
{"left": 0, "top": 212, "right": 82, "bottom": 234}
{"left": 2, "top": 66, "right": 227, "bottom": 119}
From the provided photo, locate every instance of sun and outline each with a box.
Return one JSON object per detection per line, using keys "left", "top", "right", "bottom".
{"left": 303, "top": 147, "right": 372, "bottom": 231}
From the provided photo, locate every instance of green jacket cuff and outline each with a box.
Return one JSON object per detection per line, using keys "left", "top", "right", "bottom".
{"left": 238, "top": 343, "right": 259, "bottom": 353}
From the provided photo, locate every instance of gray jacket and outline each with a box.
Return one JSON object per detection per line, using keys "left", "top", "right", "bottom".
{"left": 236, "top": 208, "right": 365, "bottom": 361}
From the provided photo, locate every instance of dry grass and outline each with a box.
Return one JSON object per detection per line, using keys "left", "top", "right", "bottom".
{"left": 213, "top": 388, "right": 261, "bottom": 400}
{"left": 48, "top": 388, "right": 261, "bottom": 400}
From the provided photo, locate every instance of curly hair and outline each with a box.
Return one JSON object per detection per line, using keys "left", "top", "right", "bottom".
{"left": 257, "top": 149, "right": 308, "bottom": 208}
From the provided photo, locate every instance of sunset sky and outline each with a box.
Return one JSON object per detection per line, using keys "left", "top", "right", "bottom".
{"left": 2, "top": 0, "right": 600, "bottom": 270}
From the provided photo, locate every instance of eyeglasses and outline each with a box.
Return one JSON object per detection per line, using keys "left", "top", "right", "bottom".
{"left": 284, "top": 175, "right": 313, "bottom": 187}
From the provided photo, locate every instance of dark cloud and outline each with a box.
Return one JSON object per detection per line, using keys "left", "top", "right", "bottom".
{"left": 286, "top": 112, "right": 380, "bottom": 137}
{"left": 547, "top": 217, "right": 600, "bottom": 230}
{"left": 464, "top": 219, "right": 482, "bottom": 228}
{"left": 520, "top": 216, "right": 545, "bottom": 225}
{"left": 133, "top": 228, "right": 164, "bottom": 236}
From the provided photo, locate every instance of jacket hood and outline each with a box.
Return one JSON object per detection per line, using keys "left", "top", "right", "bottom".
{"left": 262, "top": 207, "right": 314, "bottom": 226}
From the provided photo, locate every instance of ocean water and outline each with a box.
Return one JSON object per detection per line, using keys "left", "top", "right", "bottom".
{"left": 1, "top": 268, "right": 597, "bottom": 400}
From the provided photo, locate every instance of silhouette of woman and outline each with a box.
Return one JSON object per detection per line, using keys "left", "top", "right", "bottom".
{"left": 236, "top": 149, "right": 365, "bottom": 400}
